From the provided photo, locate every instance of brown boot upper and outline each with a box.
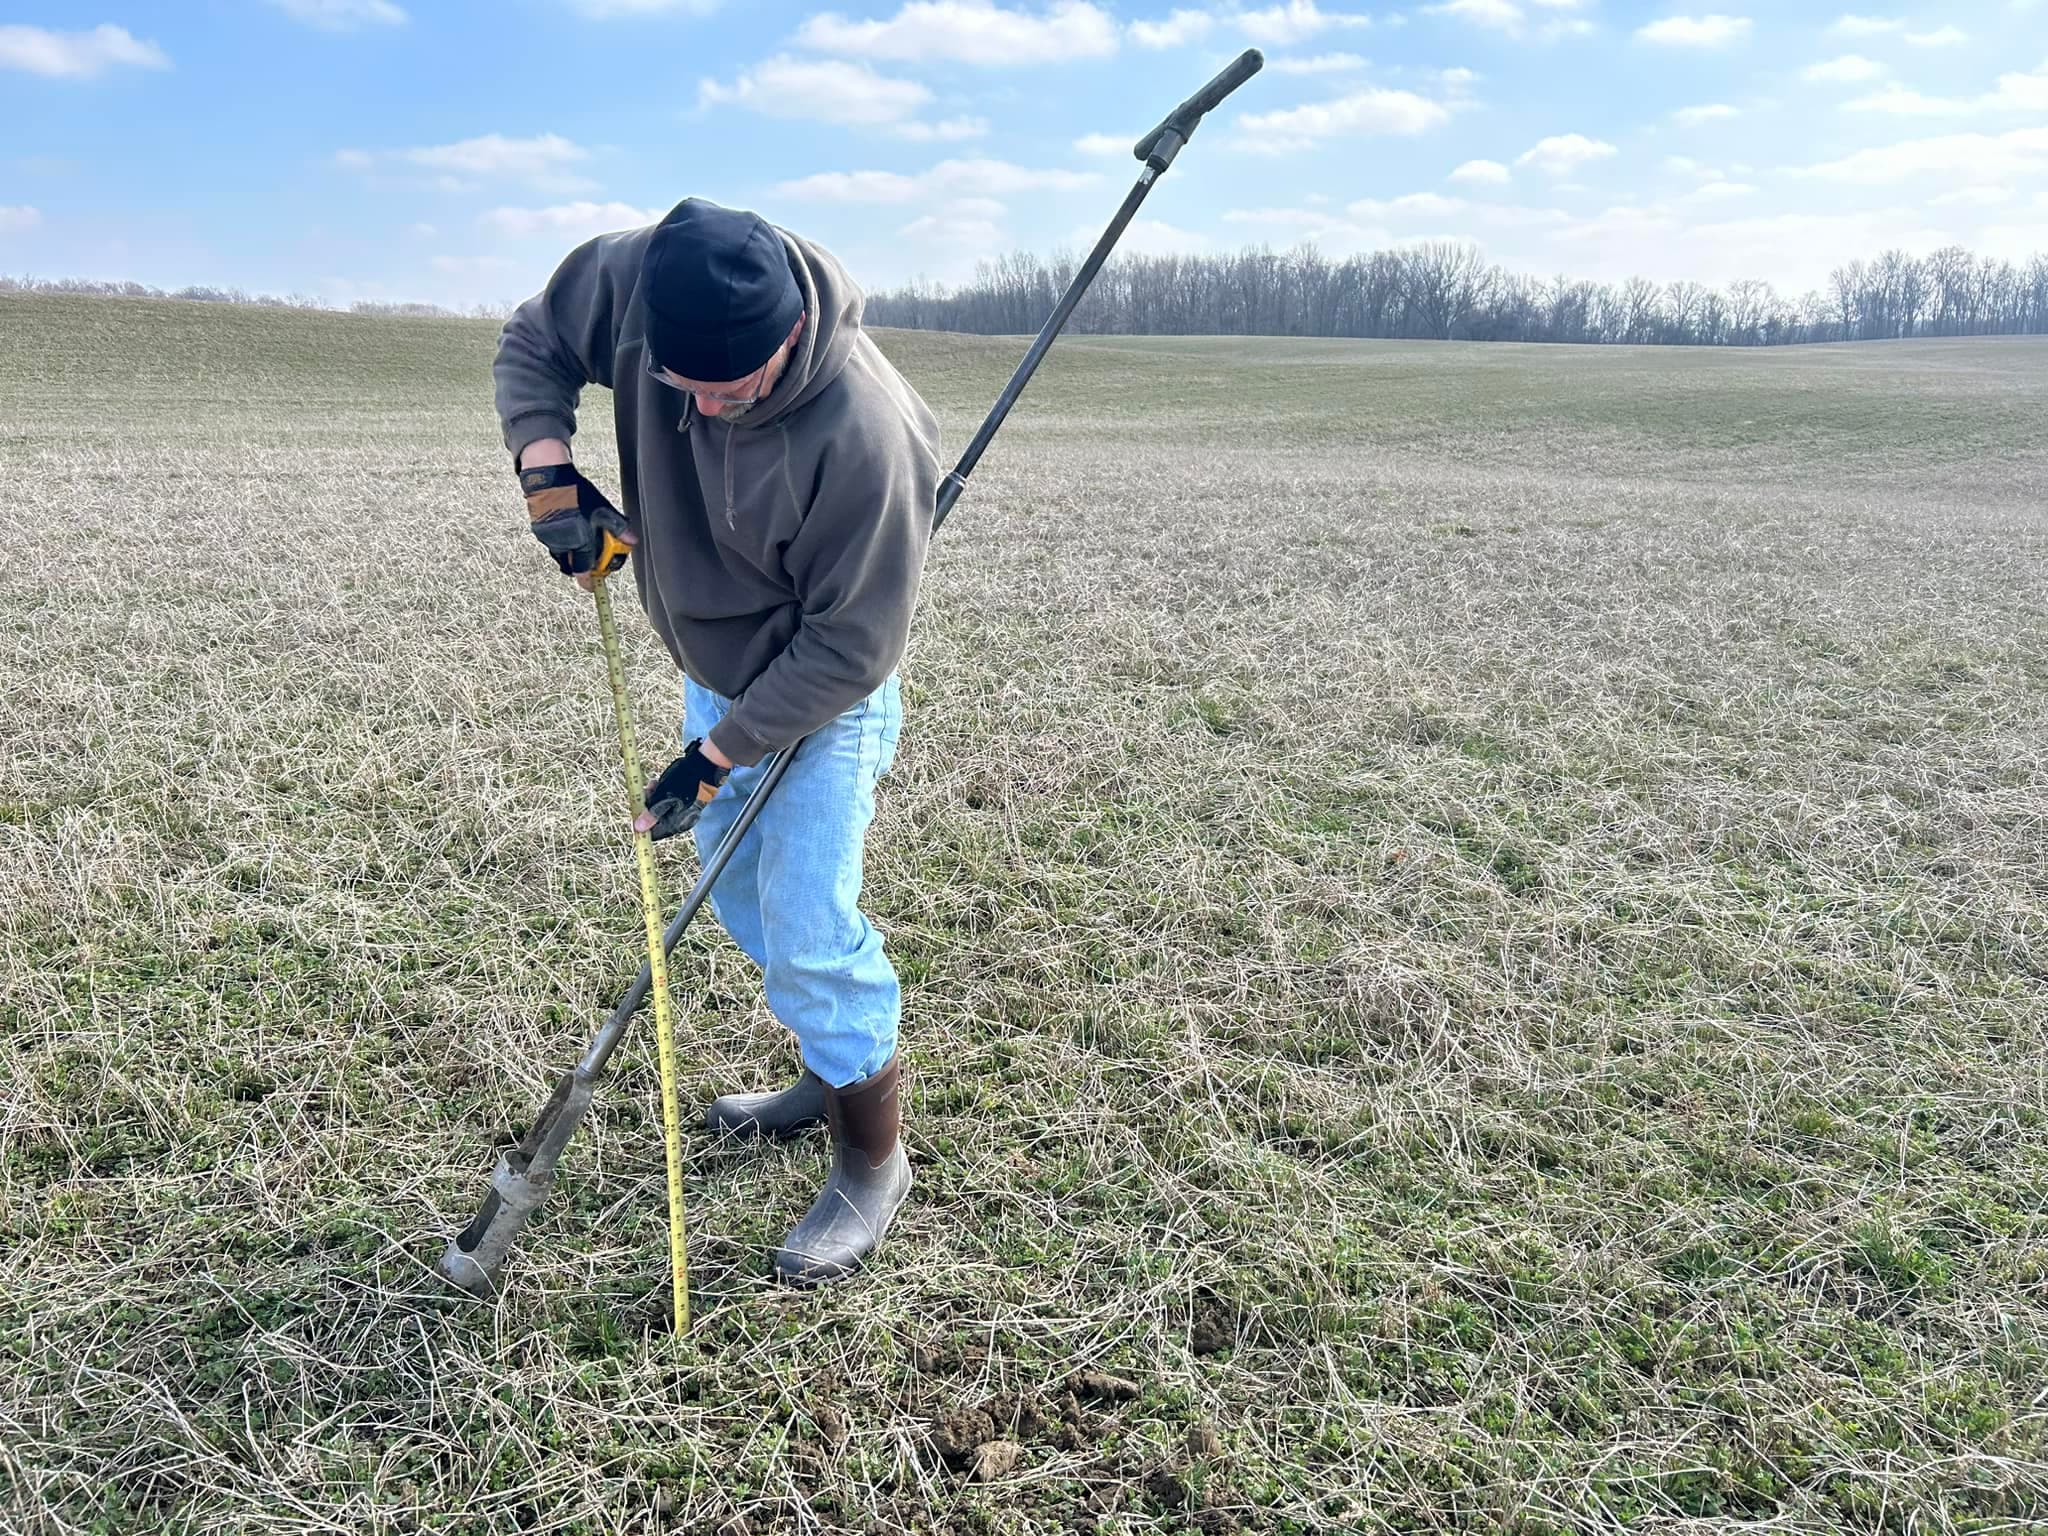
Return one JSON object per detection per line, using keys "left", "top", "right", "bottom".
{"left": 825, "top": 1052, "right": 901, "bottom": 1170}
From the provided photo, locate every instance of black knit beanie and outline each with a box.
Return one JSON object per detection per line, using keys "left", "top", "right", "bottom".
{"left": 641, "top": 198, "right": 803, "bottom": 381}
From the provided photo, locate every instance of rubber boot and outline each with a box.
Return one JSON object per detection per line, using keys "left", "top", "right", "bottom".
{"left": 705, "top": 1069, "right": 828, "bottom": 1141}
{"left": 772, "top": 1052, "right": 911, "bottom": 1287}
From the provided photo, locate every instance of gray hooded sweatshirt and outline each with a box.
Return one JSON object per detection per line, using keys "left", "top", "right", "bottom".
{"left": 493, "top": 223, "right": 942, "bottom": 766}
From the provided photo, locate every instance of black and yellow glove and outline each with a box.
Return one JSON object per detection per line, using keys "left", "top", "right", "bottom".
{"left": 520, "top": 463, "right": 632, "bottom": 577}
{"left": 644, "top": 739, "right": 731, "bottom": 841}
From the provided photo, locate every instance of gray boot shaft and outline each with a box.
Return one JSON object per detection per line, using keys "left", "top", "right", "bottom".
{"left": 705, "top": 1069, "right": 828, "bottom": 1140}
{"left": 773, "top": 1052, "right": 911, "bottom": 1287}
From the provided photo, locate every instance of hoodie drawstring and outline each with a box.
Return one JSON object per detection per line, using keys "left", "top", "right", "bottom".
{"left": 679, "top": 396, "right": 738, "bottom": 531}
{"left": 722, "top": 423, "right": 736, "bottom": 530}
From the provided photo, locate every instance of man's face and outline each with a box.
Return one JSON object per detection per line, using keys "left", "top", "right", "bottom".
{"left": 661, "top": 354, "right": 773, "bottom": 419}
{"left": 650, "top": 316, "right": 804, "bottom": 420}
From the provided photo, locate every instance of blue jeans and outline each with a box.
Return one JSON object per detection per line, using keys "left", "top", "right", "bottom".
{"left": 684, "top": 673, "right": 903, "bottom": 1089}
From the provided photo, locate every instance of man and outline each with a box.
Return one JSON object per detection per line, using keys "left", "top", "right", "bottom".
{"left": 493, "top": 197, "right": 941, "bottom": 1286}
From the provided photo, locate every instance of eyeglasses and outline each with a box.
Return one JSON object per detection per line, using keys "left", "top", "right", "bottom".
{"left": 645, "top": 349, "right": 771, "bottom": 406}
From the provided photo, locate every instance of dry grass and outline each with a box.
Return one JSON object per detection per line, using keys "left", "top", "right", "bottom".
{"left": 1, "top": 292, "right": 2045, "bottom": 1535}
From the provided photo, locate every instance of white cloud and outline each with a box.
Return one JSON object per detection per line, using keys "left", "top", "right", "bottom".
{"left": 891, "top": 115, "right": 990, "bottom": 141}
{"left": 900, "top": 213, "right": 1004, "bottom": 248}
{"left": 0, "top": 23, "right": 169, "bottom": 77}
{"left": 1440, "top": 65, "right": 1479, "bottom": 88}
{"left": 479, "top": 201, "right": 659, "bottom": 240}
{"left": 1830, "top": 13, "right": 1904, "bottom": 35}
{"left": 1636, "top": 14, "right": 1752, "bottom": 47}
{"left": 1425, "top": 0, "right": 1589, "bottom": 35}
{"left": 264, "top": 0, "right": 407, "bottom": 27}
{"left": 1843, "top": 63, "right": 2048, "bottom": 117}
{"left": 699, "top": 55, "right": 930, "bottom": 125}
{"left": 1239, "top": 0, "right": 1374, "bottom": 45}
{"left": 796, "top": 1, "right": 1119, "bottom": 64}
{"left": 1979, "top": 217, "right": 2048, "bottom": 263}
{"left": 1129, "top": 7, "right": 1213, "bottom": 46}
{"left": 1661, "top": 154, "right": 1724, "bottom": 179}
{"left": 1426, "top": 0, "right": 1524, "bottom": 30}
{"left": 408, "top": 134, "right": 587, "bottom": 177}
{"left": 778, "top": 170, "right": 923, "bottom": 203}
{"left": 1672, "top": 102, "right": 1740, "bottom": 124}
{"left": 1222, "top": 205, "right": 1393, "bottom": 255}
{"left": 1841, "top": 84, "right": 1966, "bottom": 115}
{"left": 1930, "top": 184, "right": 2013, "bottom": 207}
{"left": 1450, "top": 157, "right": 1511, "bottom": 183}
{"left": 1540, "top": 204, "right": 1952, "bottom": 294}
{"left": 1989, "top": 60, "right": 2048, "bottom": 109}
{"left": 338, "top": 132, "right": 592, "bottom": 191}
{"left": 0, "top": 205, "right": 41, "bottom": 233}
{"left": 901, "top": 198, "right": 1009, "bottom": 252}
{"left": 1073, "top": 131, "right": 1133, "bottom": 155}
{"left": 1074, "top": 216, "right": 1210, "bottom": 254}
{"left": 1271, "top": 52, "right": 1369, "bottom": 73}
{"left": 1236, "top": 88, "right": 1451, "bottom": 152}
{"left": 1350, "top": 191, "right": 1468, "bottom": 217}
{"left": 1791, "top": 124, "right": 2048, "bottom": 184}
{"left": 1905, "top": 26, "right": 1967, "bottom": 45}
{"left": 1803, "top": 54, "right": 1886, "bottom": 83}
{"left": 567, "top": 0, "right": 722, "bottom": 14}
{"left": 1676, "top": 179, "right": 1755, "bottom": 204}
{"left": 1515, "top": 132, "right": 1617, "bottom": 175}
{"left": 775, "top": 157, "right": 1099, "bottom": 203}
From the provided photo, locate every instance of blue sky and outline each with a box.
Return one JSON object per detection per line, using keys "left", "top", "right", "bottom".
{"left": 3, "top": 1, "right": 2044, "bottom": 310}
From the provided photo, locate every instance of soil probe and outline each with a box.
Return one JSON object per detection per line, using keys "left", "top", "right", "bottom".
{"left": 437, "top": 48, "right": 1267, "bottom": 1309}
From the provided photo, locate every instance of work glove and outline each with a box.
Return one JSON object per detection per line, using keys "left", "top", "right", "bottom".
{"left": 643, "top": 738, "right": 731, "bottom": 841}
{"left": 519, "top": 463, "right": 632, "bottom": 577}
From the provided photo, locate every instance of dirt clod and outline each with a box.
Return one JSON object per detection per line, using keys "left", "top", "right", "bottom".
{"left": 1053, "top": 1389, "right": 1100, "bottom": 1450}
{"left": 931, "top": 1406, "right": 997, "bottom": 1467}
{"left": 1143, "top": 1463, "right": 1190, "bottom": 1510}
{"left": 810, "top": 1405, "right": 849, "bottom": 1451}
{"left": 970, "top": 1439, "right": 1022, "bottom": 1482}
{"left": 1069, "top": 1370, "right": 1141, "bottom": 1402}
{"left": 1191, "top": 1296, "right": 1235, "bottom": 1356}
{"left": 984, "top": 1389, "right": 1053, "bottom": 1440}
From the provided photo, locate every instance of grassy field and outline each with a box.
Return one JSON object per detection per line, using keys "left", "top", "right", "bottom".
{"left": 2, "top": 291, "right": 2045, "bottom": 1535}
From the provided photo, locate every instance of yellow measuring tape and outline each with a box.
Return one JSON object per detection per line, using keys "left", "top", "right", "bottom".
{"left": 590, "top": 545, "right": 690, "bottom": 1333}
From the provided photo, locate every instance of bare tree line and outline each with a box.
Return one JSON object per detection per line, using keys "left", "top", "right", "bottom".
{"left": 14, "top": 240, "right": 2048, "bottom": 346}
{"left": 0, "top": 274, "right": 509, "bottom": 320}
{"left": 867, "top": 242, "right": 2048, "bottom": 346}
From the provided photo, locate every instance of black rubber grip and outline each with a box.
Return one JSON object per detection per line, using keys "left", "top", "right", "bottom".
{"left": 1133, "top": 49, "right": 1264, "bottom": 162}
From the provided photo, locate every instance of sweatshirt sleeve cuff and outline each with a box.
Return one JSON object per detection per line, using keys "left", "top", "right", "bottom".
{"left": 505, "top": 413, "right": 577, "bottom": 464}
{"left": 709, "top": 716, "right": 774, "bottom": 769}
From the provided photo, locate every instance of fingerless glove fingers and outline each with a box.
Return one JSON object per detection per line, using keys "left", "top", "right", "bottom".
{"left": 644, "top": 740, "right": 730, "bottom": 842}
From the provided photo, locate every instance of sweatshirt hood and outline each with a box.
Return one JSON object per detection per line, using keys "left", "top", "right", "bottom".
{"left": 710, "top": 227, "right": 863, "bottom": 434}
